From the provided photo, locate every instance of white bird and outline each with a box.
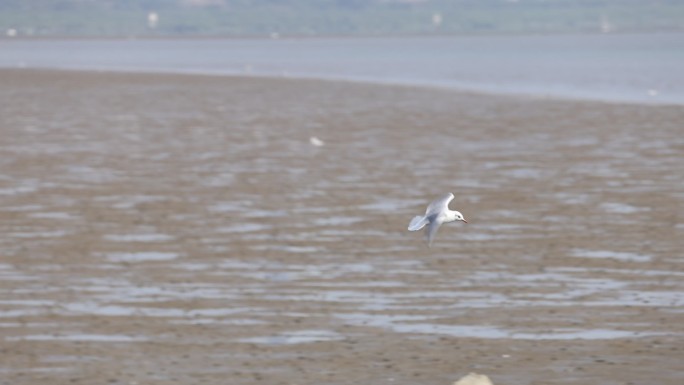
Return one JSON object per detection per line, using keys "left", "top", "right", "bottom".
{"left": 408, "top": 192, "right": 467, "bottom": 247}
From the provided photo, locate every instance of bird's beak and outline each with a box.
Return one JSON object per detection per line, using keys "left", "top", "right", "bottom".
{"left": 462, "top": 218, "right": 468, "bottom": 223}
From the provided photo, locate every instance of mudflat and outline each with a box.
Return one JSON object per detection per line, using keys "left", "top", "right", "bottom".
{"left": 0, "top": 69, "right": 682, "bottom": 385}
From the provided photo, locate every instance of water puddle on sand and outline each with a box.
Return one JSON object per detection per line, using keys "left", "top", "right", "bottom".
{"left": 170, "top": 318, "right": 267, "bottom": 326}
{"left": 6, "top": 334, "right": 147, "bottom": 342}
{"left": 0, "top": 185, "right": 38, "bottom": 196}
{"left": 94, "top": 194, "right": 170, "bottom": 210}
{"left": 0, "top": 367, "right": 74, "bottom": 374}
{"left": 27, "top": 212, "right": 77, "bottom": 220}
{"left": 311, "top": 216, "right": 364, "bottom": 226}
{"left": 215, "top": 223, "right": 271, "bottom": 233}
{"left": 207, "top": 201, "right": 253, "bottom": 213}
{"left": 8, "top": 230, "right": 70, "bottom": 238}
{"left": 102, "top": 252, "right": 180, "bottom": 262}
{"left": 238, "top": 330, "right": 346, "bottom": 345}
{"left": 61, "top": 302, "right": 254, "bottom": 318}
{"left": 599, "top": 202, "right": 650, "bottom": 214}
{"left": 570, "top": 249, "right": 652, "bottom": 262}
{"left": 248, "top": 245, "right": 322, "bottom": 254}
{"left": 359, "top": 198, "right": 422, "bottom": 213}
{"left": 333, "top": 313, "right": 663, "bottom": 340}
{"left": 103, "top": 233, "right": 175, "bottom": 242}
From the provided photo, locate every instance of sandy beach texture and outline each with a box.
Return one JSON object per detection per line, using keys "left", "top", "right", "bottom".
{"left": 0, "top": 69, "right": 683, "bottom": 385}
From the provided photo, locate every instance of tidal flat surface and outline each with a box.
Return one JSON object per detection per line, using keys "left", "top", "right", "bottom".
{"left": 0, "top": 69, "right": 682, "bottom": 385}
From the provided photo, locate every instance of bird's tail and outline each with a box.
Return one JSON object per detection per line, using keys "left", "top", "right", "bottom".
{"left": 408, "top": 215, "right": 428, "bottom": 231}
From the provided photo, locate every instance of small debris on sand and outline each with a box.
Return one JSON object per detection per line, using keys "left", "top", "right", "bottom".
{"left": 453, "top": 372, "right": 494, "bottom": 385}
{"left": 309, "top": 136, "right": 325, "bottom": 147}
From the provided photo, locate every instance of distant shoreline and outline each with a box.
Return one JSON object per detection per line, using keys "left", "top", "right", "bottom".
{"left": 2, "top": 64, "right": 681, "bottom": 109}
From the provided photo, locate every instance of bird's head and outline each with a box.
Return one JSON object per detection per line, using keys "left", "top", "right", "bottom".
{"left": 453, "top": 211, "right": 467, "bottom": 223}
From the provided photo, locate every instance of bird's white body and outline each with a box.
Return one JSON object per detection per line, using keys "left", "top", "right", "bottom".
{"left": 408, "top": 192, "right": 467, "bottom": 247}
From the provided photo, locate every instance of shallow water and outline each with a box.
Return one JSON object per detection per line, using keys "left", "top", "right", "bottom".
{"left": 1, "top": 33, "right": 684, "bottom": 104}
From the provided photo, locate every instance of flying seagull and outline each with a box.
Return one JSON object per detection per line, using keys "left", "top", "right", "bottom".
{"left": 408, "top": 192, "right": 467, "bottom": 247}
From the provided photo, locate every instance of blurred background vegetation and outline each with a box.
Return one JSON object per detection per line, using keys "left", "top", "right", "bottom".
{"left": 1, "top": 0, "right": 683, "bottom": 37}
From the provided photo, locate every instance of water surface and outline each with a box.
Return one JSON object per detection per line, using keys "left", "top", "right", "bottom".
{"left": 1, "top": 33, "right": 683, "bottom": 104}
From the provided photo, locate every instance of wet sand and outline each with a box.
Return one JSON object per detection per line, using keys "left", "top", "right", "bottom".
{"left": 0, "top": 69, "right": 683, "bottom": 385}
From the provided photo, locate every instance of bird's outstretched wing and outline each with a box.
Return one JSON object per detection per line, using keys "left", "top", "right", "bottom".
{"left": 425, "top": 193, "right": 454, "bottom": 217}
{"left": 426, "top": 220, "right": 442, "bottom": 247}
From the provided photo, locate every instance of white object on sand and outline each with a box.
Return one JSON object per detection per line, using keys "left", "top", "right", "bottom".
{"left": 408, "top": 192, "right": 467, "bottom": 247}
{"left": 309, "top": 136, "right": 325, "bottom": 147}
{"left": 453, "top": 372, "right": 494, "bottom": 385}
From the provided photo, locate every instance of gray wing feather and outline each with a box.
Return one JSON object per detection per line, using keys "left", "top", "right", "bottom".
{"left": 425, "top": 220, "right": 442, "bottom": 247}
{"left": 425, "top": 193, "right": 454, "bottom": 216}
